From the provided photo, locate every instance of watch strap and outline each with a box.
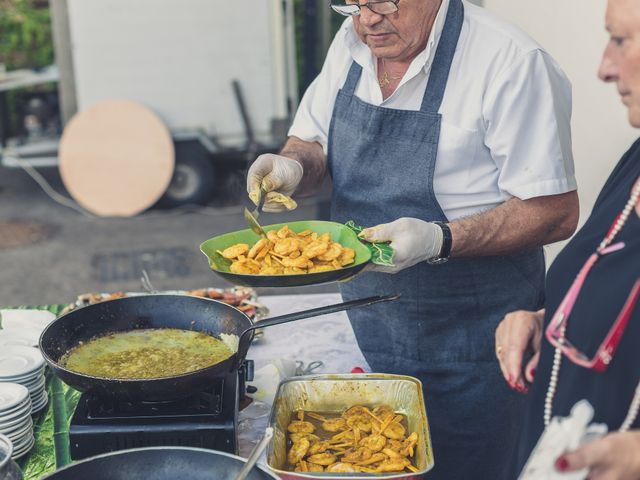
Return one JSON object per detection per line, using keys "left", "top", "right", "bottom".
{"left": 433, "top": 221, "right": 452, "bottom": 261}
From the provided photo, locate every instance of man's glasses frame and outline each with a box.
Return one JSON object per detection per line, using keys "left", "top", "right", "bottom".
{"left": 330, "top": 0, "right": 400, "bottom": 17}
{"left": 545, "top": 241, "right": 640, "bottom": 373}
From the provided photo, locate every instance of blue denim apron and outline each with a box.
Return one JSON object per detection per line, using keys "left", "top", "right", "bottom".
{"left": 327, "top": 1, "right": 545, "bottom": 478}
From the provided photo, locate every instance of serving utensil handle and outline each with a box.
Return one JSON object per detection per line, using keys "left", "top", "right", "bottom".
{"left": 234, "top": 294, "right": 400, "bottom": 371}
{"left": 247, "top": 293, "right": 399, "bottom": 332}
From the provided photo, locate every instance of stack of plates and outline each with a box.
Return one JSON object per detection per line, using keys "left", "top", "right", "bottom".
{"left": 0, "top": 346, "right": 48, "bottom": 413}
{"left": 0, "top": 327, "right": 42, "bottom": 349}
{"left": 0, "top": 309, "right": 56, "bottom": 331}
{"left": 0, "top": 383, "right": 34, "bottom": 459}
{"left": 0, "top": 309, "right": 55, "bottom": 349}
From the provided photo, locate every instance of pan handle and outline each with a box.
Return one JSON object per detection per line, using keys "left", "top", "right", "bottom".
{"left": 248, "top": 293, "right": 400, "bottom": 332}
{"left": 236, "top": 294, "right": 400, "bottom": 363}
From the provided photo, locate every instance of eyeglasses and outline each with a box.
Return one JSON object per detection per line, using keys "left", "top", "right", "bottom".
{"left": 330, "top": 0, "right": 400, "bottom": 17}
{"left": 545, "top": 241, "right": 640, "bottom": 373}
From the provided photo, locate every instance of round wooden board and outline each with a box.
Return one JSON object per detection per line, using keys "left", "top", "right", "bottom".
{"left": 59, "top": 100, "right": 175, "bottom": 217}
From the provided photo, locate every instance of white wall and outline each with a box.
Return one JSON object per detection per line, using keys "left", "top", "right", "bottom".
{"left": 66, "top": 0, "right": 294, "bottom": 146}
{"left": 482, "top": 0, "right": 638, "bottom": 260}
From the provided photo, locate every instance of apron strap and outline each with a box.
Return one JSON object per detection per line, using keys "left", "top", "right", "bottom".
{"left": 420, "top": 0, "right": 464, "bottom": 114}
{"left": 342, "top": 61, "right": 363, "bottom": 96}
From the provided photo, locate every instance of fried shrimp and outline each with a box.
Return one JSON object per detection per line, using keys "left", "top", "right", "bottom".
{"left": 218, "top": 244, "right": 249, "bottom": 259}
{"left": 288, "top": 421, "right": 316, "bottom": 434}
{"left": 289, "top": 433, "right": 320, "bottom": 444}
{"left": 265, "top": 191, "right": 298, "bottom": 210}
{"left": 342, "top": 446, "right": 373, "bottom": 463}
{"left": 220, "top": 225, "right": 357, "bottom": 275}
{"left": 325, "top": 462, "right": 360, "bottom": 473}
{"left": 288, "top": 437, "right": 310, "bottom": 465}
{"left": 382, "top": 421, "right": 406, "bottom": 440}
{"left": 322, "top": 418, "right": 347, "bottom": 432}
{"left": 359, "top": 434, "right": 387, "bottom": 452}
{"left": 306, "top": 453, "right": 337, "bottom": 466}
{"left": 285, "top": 406, "right": 420, "bottom": 473}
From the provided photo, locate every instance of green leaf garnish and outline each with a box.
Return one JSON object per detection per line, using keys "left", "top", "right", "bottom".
{"left": 345, "top": 221, "right": 394, "bottom": 267}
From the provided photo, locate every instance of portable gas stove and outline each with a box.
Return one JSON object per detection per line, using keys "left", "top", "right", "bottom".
{"left": 69, "top": 363, "right": 253, "bottom": 460}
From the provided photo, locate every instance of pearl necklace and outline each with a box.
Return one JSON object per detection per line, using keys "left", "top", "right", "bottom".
{"left": 543, "top": 177, "right": 640, "bottom": 430}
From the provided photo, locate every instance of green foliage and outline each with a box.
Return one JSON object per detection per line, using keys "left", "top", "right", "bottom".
{"left": 0, "top": 0, "right": 54, "bottom": 69}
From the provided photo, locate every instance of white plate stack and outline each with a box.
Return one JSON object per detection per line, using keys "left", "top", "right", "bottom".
{"left": 0, "top": 383, "right": 34, "bottom": 459}
{"left": 0, "top": 309, "right": 56, "bottom": 334}
{"left": 0, "top": 346, "right": 48, "bottom": 414}
{"left": 0, "top": 327, "right": 44, "bottom": 349}
{"left": 0, "top": 309, "right": 56, "bottom": 351}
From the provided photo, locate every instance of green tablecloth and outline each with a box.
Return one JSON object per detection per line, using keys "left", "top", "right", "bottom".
{"left": 5, "top": 305, "right": 81, "bottom": 480}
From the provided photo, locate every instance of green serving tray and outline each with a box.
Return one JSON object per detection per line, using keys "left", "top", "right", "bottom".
{"left": 200, "top": 220, "right": 372, "bottom": 287}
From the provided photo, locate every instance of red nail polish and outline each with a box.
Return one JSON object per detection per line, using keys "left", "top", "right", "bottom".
{"left": 555, "top": 456, "right": 569, "bottom": 471}
{"left": 530, "top": 368, "right": 536, "bottom": 378}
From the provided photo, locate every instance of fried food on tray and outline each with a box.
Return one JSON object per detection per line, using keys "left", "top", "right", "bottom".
{"left": 60, "top": 288, "right": 260, "bottom": 317}
{"left": 287, "top": 405, "right": 420, "bottom": 474}
{"left": 217, "top": 225, "right": 356, "bottom": 275}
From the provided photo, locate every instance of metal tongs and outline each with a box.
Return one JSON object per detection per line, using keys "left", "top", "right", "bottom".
{"left": 234, "top": 427, "right": 274, "bottom": 480}
{"left": 243, "top": 187, "right": 267, "bottom": 238}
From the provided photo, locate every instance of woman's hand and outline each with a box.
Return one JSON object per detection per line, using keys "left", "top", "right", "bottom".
{"left": 494, "top": 309, "right": 544, "bottom": 393}
{"left": 555, "top": 431, "right": 640, "bottom": 480}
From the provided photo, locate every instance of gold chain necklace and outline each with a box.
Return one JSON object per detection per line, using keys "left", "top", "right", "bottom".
{"left": 378, "top": 59, "right": 404, "bottom": 88}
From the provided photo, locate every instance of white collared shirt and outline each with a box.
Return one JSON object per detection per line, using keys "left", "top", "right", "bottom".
{"left": 289, "top": 0, "right": 577, "bottom": 221}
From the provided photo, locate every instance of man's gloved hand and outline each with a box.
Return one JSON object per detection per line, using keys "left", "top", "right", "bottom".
{"left": 247, "top": 153, "right": 304, "bottom": 212}
{"left": 359, "top": 218, "right": 444, "bottom": 274}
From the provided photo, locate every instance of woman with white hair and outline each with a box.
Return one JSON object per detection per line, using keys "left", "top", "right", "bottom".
{"left": 496, "top": 1, "right": 640, "bottom": 477}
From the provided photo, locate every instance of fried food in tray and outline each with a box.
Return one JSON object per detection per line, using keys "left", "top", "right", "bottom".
{"left": 217, "top": 225, "right": 356, "bottom": 276}
{"left": 285, "top": 405, "right": 420, "bottom": 474}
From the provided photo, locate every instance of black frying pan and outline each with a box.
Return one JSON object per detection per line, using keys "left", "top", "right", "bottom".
{"left": 42, "top": 447, "right": 278, "bottom": 480}
{"left": 39, "top": 293, "right": 398, "bottom": 401}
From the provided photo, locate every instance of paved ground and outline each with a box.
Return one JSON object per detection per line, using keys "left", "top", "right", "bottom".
{"left": 0, "top": 166, "right": 338, "bottom": 306}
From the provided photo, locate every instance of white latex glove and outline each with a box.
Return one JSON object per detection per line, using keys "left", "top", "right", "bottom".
{"left": 247, "top": 153, "right": 304, "bottom": 212}
{"left": 359, "top": 217, "right": 444, "bottom": 274}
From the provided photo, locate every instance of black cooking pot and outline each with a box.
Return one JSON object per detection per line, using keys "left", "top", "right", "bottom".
{"left": 41, "top": 447, "right": 279, "bottom": 480}
{"left": 39, "top": 293, "right": 398, "bottom": 401}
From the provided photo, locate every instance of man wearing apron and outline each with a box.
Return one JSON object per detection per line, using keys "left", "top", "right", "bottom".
{"left": 247, "top": 0, "right": 579, "bottom": 477}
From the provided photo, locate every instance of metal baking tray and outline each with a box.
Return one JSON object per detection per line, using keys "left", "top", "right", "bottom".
{"left": 266, "top": 373, "right": 434, "bottom": 479}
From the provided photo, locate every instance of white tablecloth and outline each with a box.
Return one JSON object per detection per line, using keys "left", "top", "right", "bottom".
{"left": 248, "top": 293, "right": 370, "bottom": 373}
{"left": 237, "top": 293, "right": 371, "bottom": 457}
